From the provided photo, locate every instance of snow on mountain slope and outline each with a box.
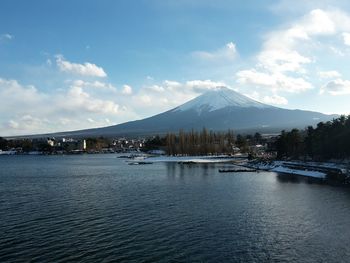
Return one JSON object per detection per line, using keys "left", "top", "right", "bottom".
{"left": 175, "top": 86, "right": 270, "bottom": 113}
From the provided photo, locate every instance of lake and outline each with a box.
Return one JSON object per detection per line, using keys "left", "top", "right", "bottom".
{"left": 1, "top": 154, "right": 350, "bottom": 262}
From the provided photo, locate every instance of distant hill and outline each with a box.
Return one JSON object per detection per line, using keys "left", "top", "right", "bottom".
{"left": 20, "top": 87, "right": 338, "bottom": 138}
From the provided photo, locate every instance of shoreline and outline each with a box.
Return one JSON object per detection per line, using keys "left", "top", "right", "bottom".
{"left": 246, "top": 160, "right": 350, "bottom": 184}
{"left": 126, "top": 154, "right": 350, "bottom": 184}
{"left": 127, "top": 154, "right": 247, "bottom": 164}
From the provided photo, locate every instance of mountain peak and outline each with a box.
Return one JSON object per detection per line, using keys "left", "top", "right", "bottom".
{"left": 175, "top": 86, "right": 270, "bottom": 113}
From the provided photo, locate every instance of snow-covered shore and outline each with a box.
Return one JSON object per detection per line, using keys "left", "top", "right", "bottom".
{"left": 247, "top": 160, "right": 349, "bottom": 179}
{"left": 125, "top": 154, "right": 349, "bottom": 182}
{"left": 127, "top": 155, "right": 246, "bottom": 164}
{"left": 271, "top": 166, "right": 326, "bottom": 179}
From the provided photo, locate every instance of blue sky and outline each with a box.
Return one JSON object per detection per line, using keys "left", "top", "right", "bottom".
{"left": 1, "top": 0, "right": 350, "bottom": 135}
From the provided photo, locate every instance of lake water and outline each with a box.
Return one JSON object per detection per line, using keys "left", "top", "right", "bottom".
{"left": 1, "top": 154, "right": 350, "bottom": 262}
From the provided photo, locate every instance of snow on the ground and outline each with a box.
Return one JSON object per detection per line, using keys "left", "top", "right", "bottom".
{"left": 132, "top": 155, "right": 238, "bottom": 164}
{"left": 246, "top": 160, "right": 340, "bottom": 179}
{"left": 271, "top": 166, "right": 326, "bottom": 179}
{"left": 283, "top": 160, "right": 346, "bottom": 170}
{"left": 128, "top": 155, "right": 346, "bottom": 180}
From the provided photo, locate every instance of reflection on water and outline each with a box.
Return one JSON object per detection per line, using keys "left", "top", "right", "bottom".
{"left": 1, "top": 155, "right": 350, "bottom": 262}
{"left": 166, "top": 162, "right": 214, "bottom": 178}
{"left": 276, "top": 173, "right": 326, "bottom": 185}
{"left": 276, "top": 173, "right": 302, "bottom": 183}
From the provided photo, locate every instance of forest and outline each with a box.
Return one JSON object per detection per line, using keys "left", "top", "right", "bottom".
{"left": 145, "top": 128, "right": 264, "bottom": 156}
{"left": 276, "top": 115, "right": 350, "bottom": 160}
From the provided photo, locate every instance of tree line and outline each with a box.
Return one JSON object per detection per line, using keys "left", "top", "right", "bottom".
{"left": 165, "top": 128, "right": 236, "bottom": 155}
{"left": 276, "top": 115, "right": 350, "bottom": 160}
{"left": 143, "top": 129, "right": 264, "bottom": 156}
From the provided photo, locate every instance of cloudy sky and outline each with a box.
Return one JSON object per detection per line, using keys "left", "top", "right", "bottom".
{"left": 1, "top": 0, "right": 350, "bottom": 136}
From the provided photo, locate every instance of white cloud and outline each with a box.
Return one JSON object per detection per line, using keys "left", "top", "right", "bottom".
{"left": 246, "top": 91, "right": 288, "bottom": 105}
{"left": 185, "top": 79, "right": 226, "bottom": 92}
{"left": 4, "top": 115, "right": 48, "bottom": 133}
{"left": 163, "top": 80, "right": 181, "bottom": 89}
{"left": 192, "top": 42, "right": 237, "bottom": 61}
{"left": 262, "top": 94, "right": 288, "bottom": 105}
{"left": 318, "top": 70, "right": 341, "bottom": 78}
{"left": 147, "top": 85, "right": 165, "bottom": 92}
{"left": 139, "top": 95, "right": 152, "bottom": 105}
{"left": 342, "top": 32, "right": 350, "bottom": 46}
{"left": 56, "top": 55, "right": 107, "bottom": 77}
{"left": 144, "top": 79, "right": 226, "bottom": 100}
{"left": 321, "top": 78, "right": 350, "bottom": 95}
{"left": 71, "top": 79, "right": 117, "bottom": 92}
{"left": 0, "top": 77, "right": 126, "bottom": 135}
{"left": 257, "top": 9, "right": 343, "bottom": 74}
{"left": 258, "top": 49, "right": 311, "bottom": 73}
{"left": 236, "top": 8, "right": 350, "bottom": 100}
{"left": 270, "top": 0, "right": 350, "bottom": 16}
{"left": 122, "top": 85, "right": 133, "bottom": 95}
{"left": 301, "top": 9, "right": 336, "bottom": 35}
{"left": 0, "top": 78, "right": 44, "bottom": 107}
{"left": 259, "top": 8, "right": 350, "bottom": 74}
{"left": 0, "top": 33, "right": 13, "bottom": 41}
{"left": 237, "top": 70, "right": 276, "bottom": 87}
{"left": 236, "top": 69, "right": 313, "bottom": 93}
{"left": 62, "top": 86, "right": 119, "bottom": 114}
{"left": 330, "top": 46, "right": 345, "bottom": 56}
{"left": 6, "top": 120, "right": 19, "bottom": 129}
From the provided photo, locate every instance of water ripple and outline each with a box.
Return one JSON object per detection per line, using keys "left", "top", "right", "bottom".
{"left": 1, "top": 155, "right": 350, "bottom": 262}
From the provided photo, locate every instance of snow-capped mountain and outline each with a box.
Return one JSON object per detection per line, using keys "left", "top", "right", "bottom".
{"left": 39, "top": 87, "right": 337, "bottom": 138}
{"left": 175, "top": 87, "right": 268, "bottom": 113}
